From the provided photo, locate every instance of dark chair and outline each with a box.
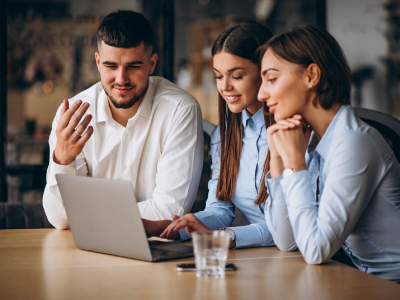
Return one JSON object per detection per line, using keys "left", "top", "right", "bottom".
{"left": 0, "top": 203, "right": 53, "bottom": 229}
{"left": 354, "top": 107, "right": 400, "bottom": 163}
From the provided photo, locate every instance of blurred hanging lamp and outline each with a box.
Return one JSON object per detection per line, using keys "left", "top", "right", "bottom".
{"left": 254, "top": 0, "right": 276, "bottom": 22}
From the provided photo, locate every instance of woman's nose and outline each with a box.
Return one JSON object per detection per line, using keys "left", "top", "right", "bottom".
{"left": 257, "top": 82, "right": 269, "bottom": 102}
{"left": 221, "top": 78, "right": 232, "bottom": 91}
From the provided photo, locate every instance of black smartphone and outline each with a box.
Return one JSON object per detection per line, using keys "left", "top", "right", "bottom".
{"left": 176, "top": 263, "right": 237, "bottom": 271}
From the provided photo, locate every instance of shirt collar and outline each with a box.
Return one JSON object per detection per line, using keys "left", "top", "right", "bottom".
{"left": 97, "top": 89, "right": 113, "bottom": 124}
{"left": 308, "top": 105, "right": 346, "bottom": 159}
{"left": 136, "top": 78, "right": 155, "bottom": 119}
{"left": 241, "top": 107, "right": 265, "bottom": 129}
{"left": 96, "top": 79, "right": 155, "bottom": 124}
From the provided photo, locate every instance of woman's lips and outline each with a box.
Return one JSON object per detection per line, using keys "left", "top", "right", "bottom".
{"left": 225, "top": 95, "right": 241, "bottom": 104}
{"left": 268, "top": 104, "right": 277, "bottom": 113}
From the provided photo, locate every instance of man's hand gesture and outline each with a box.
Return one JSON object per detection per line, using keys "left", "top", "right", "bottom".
{"left": 53, "top": 99, "right": 93, "bottom": 165}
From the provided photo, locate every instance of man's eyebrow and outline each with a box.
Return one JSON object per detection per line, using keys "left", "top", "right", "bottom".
{"left": 261, "top": 68, "right": 279, "bottom": 76}
{"left": 213, "top": 67, "right": 246, "bottom": 73}
{"left": 102, "top": 61, "right": 144, "bottom": 65}
{"left": 126, "top": 61, "right": 144, "bottom": 65}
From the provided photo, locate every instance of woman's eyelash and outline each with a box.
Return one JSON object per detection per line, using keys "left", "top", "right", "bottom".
{"left": 214, "top": 75, "right": 243, "bottom": 80}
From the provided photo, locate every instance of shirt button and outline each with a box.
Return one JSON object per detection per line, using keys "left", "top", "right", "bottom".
{"left": 65, "top": 167, "right": 75, "bottom": 175}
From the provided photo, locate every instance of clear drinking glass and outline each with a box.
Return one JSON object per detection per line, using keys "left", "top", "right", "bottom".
{"left": 192, "top": 231, "right": 230, "bottom": 279}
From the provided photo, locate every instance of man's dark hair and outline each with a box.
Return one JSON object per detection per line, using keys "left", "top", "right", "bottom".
{"left": 97, "top": 10, "right": 153, "bottom": 52}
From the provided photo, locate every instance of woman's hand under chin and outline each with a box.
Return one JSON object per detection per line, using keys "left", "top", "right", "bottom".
{"left": 271, "top": 115, "right": 311, "bottom": 170}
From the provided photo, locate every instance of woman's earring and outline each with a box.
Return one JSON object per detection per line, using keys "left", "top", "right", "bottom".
{"left": 309, "top": 84, "right": 313, "bottom": 88}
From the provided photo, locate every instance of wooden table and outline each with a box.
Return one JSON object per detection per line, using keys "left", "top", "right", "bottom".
{"left": 1, "top": 229, "right": 399, "bottom": 300}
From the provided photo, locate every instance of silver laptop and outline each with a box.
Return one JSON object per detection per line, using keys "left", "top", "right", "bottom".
{"left": 56, "top": 174, "right": 194, "bottom": 262}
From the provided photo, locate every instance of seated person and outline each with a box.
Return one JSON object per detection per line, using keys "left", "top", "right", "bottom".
{"left": 258, "top": 24, "right": 400, "bottom": 282}
{"left": 43, "top": 10, "right": 203, "bottom": 229}
{"left": 145, "top": 22, "right": 276, "bottom": 249}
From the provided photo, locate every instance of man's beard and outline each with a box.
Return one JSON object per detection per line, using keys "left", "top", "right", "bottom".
{"left": 103, "top": 81, "right": 149, "bottom": 109}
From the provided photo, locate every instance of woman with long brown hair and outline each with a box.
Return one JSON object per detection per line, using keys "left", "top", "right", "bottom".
{"left": 258, "top": 24, "right": 400, "bottom": 282}
{"left": 145, "top": 22, "right": 275, "bottom": 249}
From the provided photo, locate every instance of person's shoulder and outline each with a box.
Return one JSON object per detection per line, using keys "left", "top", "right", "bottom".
{"left": 68, "top": 82, "right": 103, "bottom": 106}
{"left": 151, "top": 76, "right": 199, "bottom": 108}
{"left": 333, "top": 106, "right": 386, "bottom": 146}
{"left": 329, "top": 106, "right": 387, "bottom": 160}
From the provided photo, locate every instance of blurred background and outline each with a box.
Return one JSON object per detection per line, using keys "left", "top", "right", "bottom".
{"left": 1, "top": 0, "right": 399, "bottom": 228}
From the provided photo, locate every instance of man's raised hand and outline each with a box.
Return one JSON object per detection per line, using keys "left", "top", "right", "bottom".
{"left": 53, "top": 99, "right": 93, "bottom": 165}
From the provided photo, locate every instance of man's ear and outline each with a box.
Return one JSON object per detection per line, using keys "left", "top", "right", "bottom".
{"left": 304, "top": 63, "right": 321, "bottom": 89}
{"left": 95, "top": 52, "right": 100, "bottom": 71}
{"left": 149, "top": 53, "right": 158, "bottom": 74}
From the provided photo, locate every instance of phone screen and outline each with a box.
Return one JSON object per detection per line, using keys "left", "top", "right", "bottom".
{"left": 176, "top": 263, "right": 237, "bottom": 271}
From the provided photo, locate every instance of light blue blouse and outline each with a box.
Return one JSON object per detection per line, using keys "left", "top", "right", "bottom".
{"left": 180, "top": 108, "right": 274, "bottom": 248}
{"left": 266, "top": 105, "right": 400, "bottom": 282}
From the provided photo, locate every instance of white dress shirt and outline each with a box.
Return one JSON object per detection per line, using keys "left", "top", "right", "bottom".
{"left": 265, "top": 105, "right": 400, "bottom": 282}
{"left": 43, "top": 76, "right": 204, "bottom": 229}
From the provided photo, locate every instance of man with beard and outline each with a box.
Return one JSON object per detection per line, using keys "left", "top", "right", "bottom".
{"left": 43, "top": 10, "right": 203, "bottom": 229}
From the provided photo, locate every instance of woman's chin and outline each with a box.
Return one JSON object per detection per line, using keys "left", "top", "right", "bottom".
{"left": 273, "top": 114, "right": 282, "bottom": 122}
{"left": 274, "top": 112, "right": 293, "bottom": 122}
{"left": 227, "top": 106, "right": 243, "bottom": 114}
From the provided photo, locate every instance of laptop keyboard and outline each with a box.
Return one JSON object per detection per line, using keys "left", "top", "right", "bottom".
{"left": 150, "top": 247, "right": 185, "bottom": 257}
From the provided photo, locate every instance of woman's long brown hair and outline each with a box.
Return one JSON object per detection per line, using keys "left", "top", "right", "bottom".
{"left": 212, "top": 22, "right": 273, "bottom": 205}
{"left": 254, "top": 103, "right": 274, "bottom": 206}
{"left": 215, "top": 94, "right": 244, "bottom": 202}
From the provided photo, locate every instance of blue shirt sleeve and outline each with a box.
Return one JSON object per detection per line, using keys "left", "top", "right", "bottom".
{"left": 265, "top": 173, "right": 297, "bottom": 251}
{"left": 177, "top": 127, "right": 235, "bottom": 241}
{"left": 194, "top": 127, "right": 236, "bottom": 229}
{"left": 228, "top": 221, "right": 274, "bottom": 248}
{"left": 178, "top": 126, "right": 274, "bottom": 248}
{"left": 281, "top": 131, "right": 384, "bottom": 264}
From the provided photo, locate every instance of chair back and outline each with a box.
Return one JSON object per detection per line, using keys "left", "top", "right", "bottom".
{"left": 353, "top": 107, "right": 400, "bottom": 163}
{"left": 202, "top": 120, "right": 215, "bottom": 137}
